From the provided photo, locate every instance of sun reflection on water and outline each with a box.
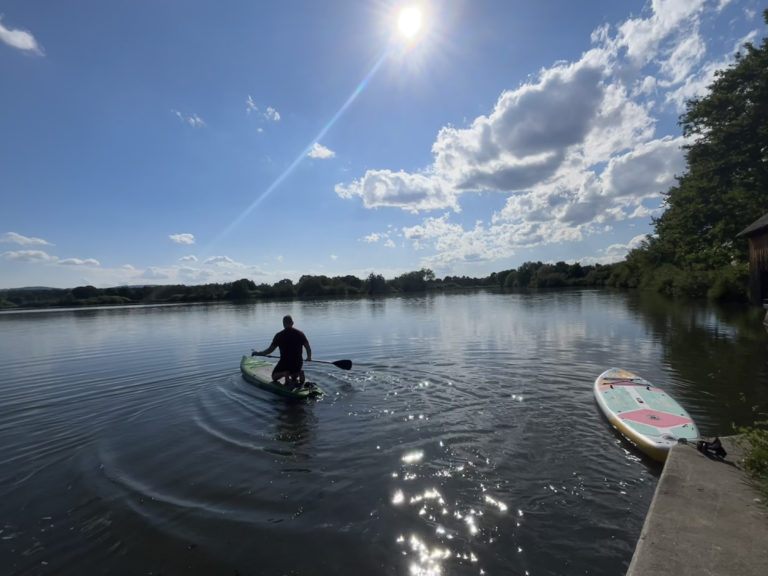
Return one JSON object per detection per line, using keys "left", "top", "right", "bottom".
{"left": 391, "top": 446, "right": 516, "bottom": 574}
{"left": 402, "top": 449, "right": 425, "bottom": 464}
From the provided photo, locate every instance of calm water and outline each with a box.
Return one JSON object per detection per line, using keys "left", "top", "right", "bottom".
{"left": 1, "top": 290, "right": 767, "bottom": 576}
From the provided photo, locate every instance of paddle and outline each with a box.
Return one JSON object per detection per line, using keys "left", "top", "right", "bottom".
{"left": 253, "top": 352, "right": 352, "bottom": 371}
{"left": 309, "top": 358, "right": 353, "bottom": 370}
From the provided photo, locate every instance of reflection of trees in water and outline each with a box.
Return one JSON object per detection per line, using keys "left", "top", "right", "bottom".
{"left": 627, "top": 291, "right": 768, "bottom": 432}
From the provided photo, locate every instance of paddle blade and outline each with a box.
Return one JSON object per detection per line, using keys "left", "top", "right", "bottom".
{"left": 333, "top": 359, "right": 353, "bottom": 370}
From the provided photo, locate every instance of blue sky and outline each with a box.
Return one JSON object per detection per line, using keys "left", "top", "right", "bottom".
{"left": 1, "top": 0, "right": 764, "bottom": 289}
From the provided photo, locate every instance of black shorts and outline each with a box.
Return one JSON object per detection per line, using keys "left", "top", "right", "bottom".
{"left": 274, "top": 358, "right": 303, "bottom": 376}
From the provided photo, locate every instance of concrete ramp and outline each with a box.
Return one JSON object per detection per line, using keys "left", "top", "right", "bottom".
{"left": 626, "top": 436, "right": 768, "bottom": 576}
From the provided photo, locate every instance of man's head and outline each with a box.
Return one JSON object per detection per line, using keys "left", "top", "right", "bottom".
{"left": 282, "top": 315, "right": 294, "bottom": 328}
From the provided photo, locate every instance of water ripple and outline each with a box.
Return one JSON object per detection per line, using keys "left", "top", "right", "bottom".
{"left": 3, "top": 294, "right": 761, "bottom": 575}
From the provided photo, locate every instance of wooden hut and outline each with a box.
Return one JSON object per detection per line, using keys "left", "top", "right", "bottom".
{"left": 737, "top": 212, "right": 768, "bottom": 307}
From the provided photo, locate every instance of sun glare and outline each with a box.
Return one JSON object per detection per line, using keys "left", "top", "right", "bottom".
{"left": 397, "top": 5, "right": 423, "bottom": 39}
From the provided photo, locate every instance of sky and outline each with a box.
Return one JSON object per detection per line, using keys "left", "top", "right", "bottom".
{"left": 1, "top": 0, "right": 765, "bottom": 289}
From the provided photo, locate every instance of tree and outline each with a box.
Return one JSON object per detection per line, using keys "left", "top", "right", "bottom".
{"left": 296, "top": 275, "right": 327, "bottom": 297}
{"left": 392, "top": 268, "right": 434, "bottom": 292}
{"left": 653, "top": 11, "right": 768, "bottom": 270}
{"left": 273, "top": 279, "right": 295, "bottom": 298}
{"left": 516, "top": 261, "right": 542, "bottom": 289}
{"left": 227, "top": 278, "right": 254, "bottom": 300}
{"left": 72, "top": 285, "right": 99, "bottom": 300}
{"left": 365, "top": 273, "right": 388, "bottom": 296}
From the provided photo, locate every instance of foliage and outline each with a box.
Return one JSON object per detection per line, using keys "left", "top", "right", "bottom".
{"left": 583, "top": 264, "right": 614, "bottom": 286}
{"left": 652, "top": 10, "right": 768, "bottom": 271}
{"left": 365, "top": 273, "right": 388, "bottom": 296}
{"left": 390, "top": 268, "right": 435, "bottom": 293}
{"left": 0, "top": 261, "right": 617, "bottom": 310}
{"left": 296, "top": 275, "right": 362, "bottom": 297}
{"left": 707, "top": 264, "right": 750, "bottom": 302}
{"left": 226, "top": 278, "right": 256, "bottom": 300}
{"left": 735, "top": 416, "right": 768, "bottom": 500}
{"left": 603, "top": 11, "right": 768, "bottom": 301}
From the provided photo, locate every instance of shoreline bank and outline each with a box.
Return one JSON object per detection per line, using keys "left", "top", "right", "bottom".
{"left": 626, "top": 436, "right": 768, "bottom": 575}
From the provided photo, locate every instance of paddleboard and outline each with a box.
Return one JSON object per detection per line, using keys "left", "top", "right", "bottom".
{"left": 594, "top": 368, "right": 698, "bottom": 462}
{"left": 240, "top": 355, "right": 324, "bottom": 399}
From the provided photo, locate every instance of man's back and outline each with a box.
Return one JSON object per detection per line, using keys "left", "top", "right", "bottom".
{"left": 274, "top": 327, "right": 308, "bottom": 363}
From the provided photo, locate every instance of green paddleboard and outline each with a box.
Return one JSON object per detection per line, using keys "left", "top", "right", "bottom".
{"left": 240, "top": 355, "right": 324, "bottom": 399}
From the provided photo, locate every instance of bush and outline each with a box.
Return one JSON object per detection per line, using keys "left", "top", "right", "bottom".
{"left": 672, "top": 270, "right": 710, "bottom": 298}
{"left": 736, "top": 424, "right": 768, "bottom": 500}
{"left": 641, "top": 263, "right": 681, "bottom": 296}
{"left": 707, "top": 264, "right": 749, "bottom": 302}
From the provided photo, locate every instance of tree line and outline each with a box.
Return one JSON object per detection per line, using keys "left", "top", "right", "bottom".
{"left": 0, "top": 262, "right": 617, "bottom": 310}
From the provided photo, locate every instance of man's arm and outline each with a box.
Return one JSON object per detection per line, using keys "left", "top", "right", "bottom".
{"left": 253, "top": 338, "right": 278, "bottom": 357}
{"left": 303, "top": 341, "right": 312, "bottom": 361}
{"left": 252, "top": 345, "right": 276, "bottom": 356}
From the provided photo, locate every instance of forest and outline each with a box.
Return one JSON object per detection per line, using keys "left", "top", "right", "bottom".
{"left": 2, "top": 11, "right": 766, "bottom": 311}
{"left": 0, "top": 263, "right": 613, "bottom": 309}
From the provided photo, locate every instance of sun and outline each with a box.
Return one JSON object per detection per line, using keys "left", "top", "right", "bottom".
{"left": 397, "top": 5, "right": 423, "bottom": 40}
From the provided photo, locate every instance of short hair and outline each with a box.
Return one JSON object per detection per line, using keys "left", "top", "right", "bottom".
{"left": 282, "top": 315, "right": 294, "bottom": 327}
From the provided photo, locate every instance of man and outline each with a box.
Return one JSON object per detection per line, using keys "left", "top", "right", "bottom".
{"left": 252, "top": 315, "right": 312, "bottom": 387}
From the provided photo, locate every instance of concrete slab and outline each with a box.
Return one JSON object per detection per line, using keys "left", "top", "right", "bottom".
{"left": 626, "top": 436, "right": 768, "bottom": 576}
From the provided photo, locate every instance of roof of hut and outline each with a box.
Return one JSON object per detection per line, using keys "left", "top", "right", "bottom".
{"left": 737, "top": 212, "right": 768, "bottom": 237}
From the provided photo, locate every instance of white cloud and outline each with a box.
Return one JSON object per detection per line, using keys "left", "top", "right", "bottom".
{"left": 664, "top": 30, "right": 758, "bottom": 111}
{"left": 659, "top": 28, "right": 706, "bottom": 85}
{"left": 246, "top": 97, "right": 281, "bottom": 122}
{"left": 308, "top": 142, "right": 335, "bottom": 159}
{"left": 615, "top": 0, "right": 708, "bottom": 67}
{"left": 1, "top": 232, "right": 53, "bottom": 246}
{"left": 580, "top": 84, "right": 656, "bottom": 165}
{"left": 581, "top": 234, "right": 650, "bottom": 265}
{"left": 203, "top": 255, "right": 246, "bottom": 269}
{"left": 140, "top": 267, "right": 170, "bottom": 280}
{"left": 334, "top": 0, "right": 746, "bottom": 272}
{"left": 2, "top": 249, "right": 56, "bottom": 262}
{"left": 178, "top": 255, "right": 198, "bottom": 263}
{"left": 58, "top": 258, "right": 100, "bottom": 266}
{"left": 404, "top": 216, "right": 506, "bottom": 265}
{"left": 336, "top": 60, "right": 613, "bottom": 212}
{"left": 363, "top": 231, "right": 397, "bottom": 247}
{"left": 336, "top": 170, "right": 458, "bottom": 213}
{"left": 178, "top": 266, "right": 216, "bottom": 283}
{"left": 172, "top": 110, "right": 205, "bottom": 128}
{"left": 169, "top": 233, "right": 195, "bottom": 245}
{"left": 0, "top": 16, "right": 42, "bottom": 54}
{"left": 246, "top": 95, "right": 258, "bottom": 114}
{"left": 2, "top": 246, "right": 99, "bottom": 268}
{"left": 204, "top": 255, "right": 233, "bottom": 265}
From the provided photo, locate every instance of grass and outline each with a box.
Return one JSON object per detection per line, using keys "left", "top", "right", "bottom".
{"left": 735, "top": 423, "right": 768, "bottom": 501}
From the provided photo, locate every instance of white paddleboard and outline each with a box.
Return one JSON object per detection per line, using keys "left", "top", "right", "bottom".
{"left": 594, "top": 368, "right": 698, "bottom": 462}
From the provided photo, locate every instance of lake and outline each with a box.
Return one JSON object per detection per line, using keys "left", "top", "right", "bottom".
{"left": 1, "top": 289, "right": 767, "bottom": 575}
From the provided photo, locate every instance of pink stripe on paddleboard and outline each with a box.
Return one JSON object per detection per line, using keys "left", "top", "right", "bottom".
{"left": 619, "top": 409, "right": 691, "bottom": 428}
